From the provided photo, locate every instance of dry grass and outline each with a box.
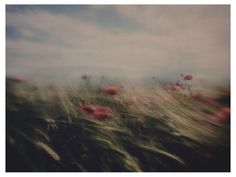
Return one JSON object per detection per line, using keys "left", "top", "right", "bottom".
{"left": 6, "top": 81, "right": 230, "bottom": 172}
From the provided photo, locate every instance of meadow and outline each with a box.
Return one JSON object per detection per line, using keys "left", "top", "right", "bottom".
{"left": 6, "top": 75, "right": 230, "bottom": 172}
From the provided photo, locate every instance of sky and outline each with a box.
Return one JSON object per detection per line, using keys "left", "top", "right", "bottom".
{"left": 6, "top": 5, "right": 230, "bottom": 85}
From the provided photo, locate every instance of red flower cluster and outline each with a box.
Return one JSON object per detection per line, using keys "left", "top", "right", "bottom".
{"left": 80, "top": 104, "right": 112, "bottom": 120}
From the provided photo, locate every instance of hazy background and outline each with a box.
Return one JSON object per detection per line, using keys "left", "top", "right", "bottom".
{"left": 6, "top": 5, "right": 230, "bottom": 85}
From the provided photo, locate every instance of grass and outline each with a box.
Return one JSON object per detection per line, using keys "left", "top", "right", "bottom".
{"left": 6, "top": 81, "right": 230, "bottom": 172}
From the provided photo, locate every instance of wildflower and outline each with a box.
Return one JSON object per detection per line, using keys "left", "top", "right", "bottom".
{"left": 80, "top": 104, "right": 96, "bottom": 114}
{"left": 215, "top": 107, "right": 230, "bottom": 122}
{"left": 99, "top": 85, "right": 123, "bottom": 96}
{"left": 206, "top": 107, "right": 230, "bottom": 122}
{"left": 184, "top": 75, "right": 193, "bottom": 80}
{"left": 92, "top": 107, "right": 112, "bottom": 120}
{"left": 80, "top": 103, "right": 112, "bottom": 120}
{"left": 221, "top": 107, "right": 230, "bottom": 115}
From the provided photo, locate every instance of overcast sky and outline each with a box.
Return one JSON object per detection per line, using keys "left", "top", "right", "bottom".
{"left": 6, "top": 5, "right": 230, "bottom": 84}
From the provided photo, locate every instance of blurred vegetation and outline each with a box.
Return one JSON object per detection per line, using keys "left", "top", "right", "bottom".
{"left": 6, "top": 80, "right": 230, "bottom": 172}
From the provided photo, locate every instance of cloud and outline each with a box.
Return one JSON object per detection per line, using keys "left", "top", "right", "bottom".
{"left": 6, "top": 5, "right": 230, "bottom": 84}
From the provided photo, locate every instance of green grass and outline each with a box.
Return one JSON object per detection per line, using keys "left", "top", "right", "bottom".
{"left": 6, "top": 82, "right": 230, "bottom": 172}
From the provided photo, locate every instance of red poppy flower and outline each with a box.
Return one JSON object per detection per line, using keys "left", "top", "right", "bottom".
{"left": 215, "top": 107, "right": 230, "bottom": 122}
{"left": 80, "top": 104, "right": 96, "bottom": 114}
{"left": 80, "top": 104, "right": 112, "bottom": 120}
{"left": 221, "top": 107, "right": 230, "bottom": 115}
{"left": 206, "top": 107, "right": 230, "bottom": 122}
{"left": 92, "top": 107, "right": 112, "bottom": 120}
{"left": 184, "top": 75, "right": 193, "bottom": 80}
{"left": 99, "top": 85, "right": 123, "bottom": 96}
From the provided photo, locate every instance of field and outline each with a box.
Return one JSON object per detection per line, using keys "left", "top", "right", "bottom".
{"left": 6, "top": 77, "right": 230, "bottom": 172}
